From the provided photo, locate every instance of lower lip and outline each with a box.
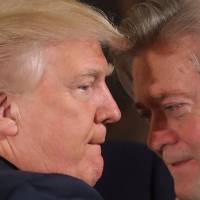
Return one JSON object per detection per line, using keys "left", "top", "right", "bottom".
{"left": 170, "top": 159, "right": 195, "bottom": 171}
{"left": 172, "top": 159, "right": 192, "bottom": 167}
{"left": 88, "top": 144, "right": 102, "bottom": 154}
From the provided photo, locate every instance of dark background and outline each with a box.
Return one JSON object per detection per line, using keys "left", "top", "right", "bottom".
{"left": 81, "top": 0, "right": 148, "bottom": 143}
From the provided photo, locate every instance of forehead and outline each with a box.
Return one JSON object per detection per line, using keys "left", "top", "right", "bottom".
{"left": 42, "top": 39, "right": 109, "bottom": 77}
{"left": 132, "top": 39, "right": 200, "bottom": 103}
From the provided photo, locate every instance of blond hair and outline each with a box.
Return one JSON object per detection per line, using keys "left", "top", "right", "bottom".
{"left": 0, "top": 0, "right": 127, "bottom": 93}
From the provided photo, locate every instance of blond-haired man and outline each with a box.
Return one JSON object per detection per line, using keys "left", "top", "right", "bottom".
{"left": 0, "top": 0, "right": 127, "bottom": 199}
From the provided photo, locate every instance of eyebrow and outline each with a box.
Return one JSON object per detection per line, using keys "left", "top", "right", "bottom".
{"left": 135, "top": 90, "right": 191, "bottom": 108}
{"left": 78, "top": 63, "right": 114, "bottom": 78}
{"left": 152, "top": 90, "right": 191, "bottom": 101}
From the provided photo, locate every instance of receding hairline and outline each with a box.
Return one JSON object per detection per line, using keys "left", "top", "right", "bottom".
{"left": 114, "top": 0, "right": 200, "bottom": 99}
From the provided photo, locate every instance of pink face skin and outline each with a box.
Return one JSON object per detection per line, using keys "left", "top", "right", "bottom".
{"left": 4, "top": 39, "right": 121, "bottom": 186}
{"left": 132, "top": 38, "right": 200, "bottom": 199}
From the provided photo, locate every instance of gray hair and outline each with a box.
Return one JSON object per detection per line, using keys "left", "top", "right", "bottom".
{"left": 0, "top": 0, "right": 127, "bottom": 93}
{"left": 115, "top": 0, "right": 200, "bottom": 98}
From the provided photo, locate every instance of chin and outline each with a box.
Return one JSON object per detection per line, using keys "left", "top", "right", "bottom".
{"left": 83, "top": 155, "right": 104, "bottom": 186}
{"left": 175, "top": 180, "right": 200, "bottom": 200}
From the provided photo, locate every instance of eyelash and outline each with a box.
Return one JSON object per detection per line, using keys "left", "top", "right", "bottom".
{"left": 163, "top": 102, "right": 184, "bottom": 110}
{"left": 162, "top": 102, "right": 189, "bottom": 117}
{"left": 78, "top": 84, "right": 91, "bottom": 91}
{"left": 137, "top": 102, "right": 190, "bottom": 121}
{"left": 77, "top": 79, "right": 96, "bottom": 93}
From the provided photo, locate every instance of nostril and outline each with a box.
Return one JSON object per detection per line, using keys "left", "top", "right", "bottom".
{"left": 107, "top": 109, "right": 121, "bottom": 124}
{"left": 95, "top": 108, "right": 120, "bottom": 124}
{"left": 148, "top": 132, "right": 165, "bottom": 152}
{"left": 147, "top": 129, "right": 178, "bottom": 155}
{"left": 157, "top": 150, "right": 163, "bottom": 158}
{"left": 102, "top": 112, "right": 120, "bottom": 124}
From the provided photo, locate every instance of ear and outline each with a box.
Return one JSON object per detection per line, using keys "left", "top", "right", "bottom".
{"left": 0, "top": 94, "right": 18, "bottom": 140}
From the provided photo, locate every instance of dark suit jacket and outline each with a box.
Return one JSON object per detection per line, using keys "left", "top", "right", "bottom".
{"left": 0, "top": 141, "right": 175, "bottom": 200}
{"left": 95, "top": 140, "right": 175, "bottom": 200}
{"left": 0, "top": 158, "right": 103, "bottom": 200}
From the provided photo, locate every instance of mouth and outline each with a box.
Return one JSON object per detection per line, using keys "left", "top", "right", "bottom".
{"left": 88, "top": 137, "right": 105, "bottom": 145}
{"left": 167, "top": 158, "right": 196, "bottom": 174}
{"left": 170, "top": 159, "right": 193, "bottom": 167}
{"left": 163, "top": 149, "right": 195, "bottom": 169}
{"left": 88, "top": 126, "right": 106, "bottom": 145}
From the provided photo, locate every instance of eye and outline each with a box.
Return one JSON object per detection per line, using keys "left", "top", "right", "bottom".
{"left": 78, "top": 84, "right": 91, "bottom": 91}
{"left": 137, "top": 108, "right": 152, "bottom": 122}
{"left": 77, "top": 82, "right": 94, "bottom": 94}
{"left": 162, "top": 102, "right": 191, "bottom": 118}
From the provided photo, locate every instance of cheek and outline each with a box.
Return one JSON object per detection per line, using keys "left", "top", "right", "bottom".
{"left": 46, "top": 107, "right": 95, "bottom": 146}
{"left": 25, "top": 94, "right": 97, "bottom": 146}
{"left": 181, "top": 116, "right": 200, "bottom": 155}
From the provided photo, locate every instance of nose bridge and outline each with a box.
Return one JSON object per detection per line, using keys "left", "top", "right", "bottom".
{"left": 150, "top": 111, "right": 167, "bottom": 133}
{"left": 96, "top": 84, "right": 121, "bottom": 124}
{"left": 147, "top": 112, "right": 177, "bottom": 152}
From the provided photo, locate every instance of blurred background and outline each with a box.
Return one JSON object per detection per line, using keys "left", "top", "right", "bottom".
{"left": 81, "top": 0, "right": 148, "bottom": 143}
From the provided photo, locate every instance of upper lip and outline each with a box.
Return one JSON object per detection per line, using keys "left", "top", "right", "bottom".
{"left": 89, "top": 136, "right": 105, "bottom": 145}
{"left": 162, "top": 152, "right": 194, "bottom": 166}
{"left": 88, "top": 126, "right": 106, "bottom": 145}
{"left": 162, "top": 149, "right": 194, "bottom": 165}
{"left": 166, "top": 157, "right": 193, "bottom": 166}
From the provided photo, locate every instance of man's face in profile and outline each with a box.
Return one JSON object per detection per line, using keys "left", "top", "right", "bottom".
{"left": 132, "top": 37, "right": 200, "bottom": 200}
{"left": 10, "top": 39, "right": 121, "bottom": 186}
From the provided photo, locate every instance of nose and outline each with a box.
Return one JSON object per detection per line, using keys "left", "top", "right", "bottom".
{"left": 147, "top": 115, "right": 178, "bottom": 155}
{"left": 95, "top": 86, "right": 121, "bottom": 124}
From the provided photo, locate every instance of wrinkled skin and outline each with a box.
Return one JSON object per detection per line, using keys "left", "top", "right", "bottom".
{"left": 0, "top": 39, "right": 121, "bottom": 186}
{"left": 132, "top": 37, "right": 200, "bottom": 200}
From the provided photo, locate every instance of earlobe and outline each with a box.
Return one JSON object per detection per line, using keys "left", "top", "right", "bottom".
{"left": 0, "top": 117, "right": 18, "bottom": 139}
{"left": 0, "top": 94, "right": 18, "bottom": 139}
